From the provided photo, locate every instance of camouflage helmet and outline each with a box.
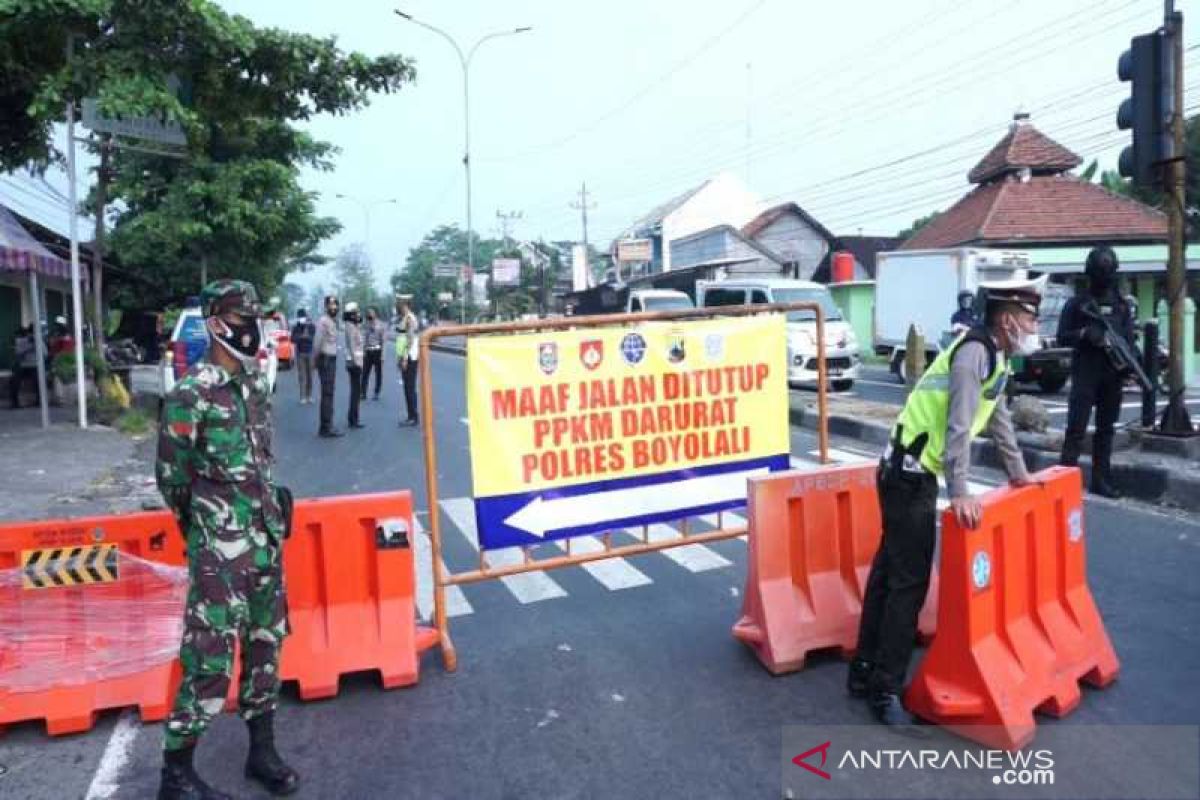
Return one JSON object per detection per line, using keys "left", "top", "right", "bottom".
{"left": 199, "top": 279, "right": 261, "bottom": 318}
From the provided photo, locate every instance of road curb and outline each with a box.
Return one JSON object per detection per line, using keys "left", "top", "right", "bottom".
{"left": 790, "top": 405, "right": 1199, "bottom": 512}
{"left": 429, "top": 343, "right": 466, "bottom": 357}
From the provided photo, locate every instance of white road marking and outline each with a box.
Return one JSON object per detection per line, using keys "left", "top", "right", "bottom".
{"left": 622, "top": 523, "right": 733, "bottom": 572}
{"left": 810, "top": 447, "right": 875, "bottom": 464}
{"left": 552, "top": 535, "right": 653, "bottom": 590}
{"left": 441, "top": 497, "right": 567, "bottom": 604}
{"left": 84, "top": 711, "right": 139, "bottom": 800}
{"left": 1045, "top": 398, "right": 1200, "bottom": 414}
{"left": 412, "top": 515, "right": 473, "bottom": 619}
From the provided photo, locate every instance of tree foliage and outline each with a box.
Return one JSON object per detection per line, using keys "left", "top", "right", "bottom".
{"left": 0, "top": 0, "right": 416, "bottom": 306}
{"left": 1096, "top": 114, "right": 1199, "bottom": 240}
{"left": 392, "top": 225, "right": 507, "bottom": 320}
{"left": 333, "top": 243, "right": 384, "bottom": 312}
{"left": 897, "top": 210, "right": 941, "bottom": 241}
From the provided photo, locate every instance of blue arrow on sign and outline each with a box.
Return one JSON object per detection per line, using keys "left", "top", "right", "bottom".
{"left": 473, "top": 454, "right": 789, "bottom": 549}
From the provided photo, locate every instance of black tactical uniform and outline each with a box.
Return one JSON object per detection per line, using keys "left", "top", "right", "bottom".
{"left": 1057, "top": 246, "right": 1135, "bottom": 498}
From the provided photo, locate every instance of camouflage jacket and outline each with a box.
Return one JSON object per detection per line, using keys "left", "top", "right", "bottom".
{"left": 156, "top": 361, "right": 285, "bottom": 543}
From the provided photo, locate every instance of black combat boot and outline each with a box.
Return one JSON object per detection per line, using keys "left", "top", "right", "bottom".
{"left": 157, "top": 745, "right": 232, "bottom": 800}
{"left": 245, "top": 711, "right": 300, "bottom": 796}
{"left": 846, "top": 658, "right": 873, "bottom": 698}
{"left": 869, "top": 692, "right": 931, "bottom": 738}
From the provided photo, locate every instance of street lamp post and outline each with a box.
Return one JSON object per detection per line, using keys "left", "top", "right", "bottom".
{"left": 394, "top": 10, "right": 531, "bottom": 322}
{"left": 334, "top": 194, "right": 399, "bottom": 252}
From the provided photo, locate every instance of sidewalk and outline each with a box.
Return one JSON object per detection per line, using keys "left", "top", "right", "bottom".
{"left": 0, "top": 405, "right": 160, "bottom": 523}
{"left": 790, "top": 393, "right": 1200, "bottom": 511}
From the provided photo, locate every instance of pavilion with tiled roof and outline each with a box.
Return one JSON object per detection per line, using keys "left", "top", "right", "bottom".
{"left": 901, "top": 113, "right": 1167, "bottom": 251}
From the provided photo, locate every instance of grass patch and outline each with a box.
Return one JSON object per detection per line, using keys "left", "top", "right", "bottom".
{"left": 115, "top": 407, "right": 153, "bottom": 436}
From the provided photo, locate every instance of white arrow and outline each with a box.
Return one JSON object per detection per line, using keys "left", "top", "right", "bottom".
{"left": 503, "top": 467, "right": 769, "bottom": 538}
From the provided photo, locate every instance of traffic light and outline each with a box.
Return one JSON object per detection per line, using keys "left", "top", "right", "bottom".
{"left": 1116, "top": 30, "right": 1171, "bottom": 188}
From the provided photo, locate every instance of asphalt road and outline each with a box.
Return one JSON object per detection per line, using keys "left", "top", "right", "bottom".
{"left": 3, "top": 352, "right": 1199, "bottom": 800}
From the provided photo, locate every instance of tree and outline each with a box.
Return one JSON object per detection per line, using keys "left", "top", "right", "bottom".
{"left": 392, "top": 224, "right": 505, "bottom": 319}
{"left": 333, "top": 244, "right": 381, "bottom": 312}
{"left": 897, "top": 210, "right": 941, "bottom": 241}
{"left": 281, "top": 282, "right": 305, "bottom": 316}
{"left": 0, "top": 1, "right": 416, "bottom": 306}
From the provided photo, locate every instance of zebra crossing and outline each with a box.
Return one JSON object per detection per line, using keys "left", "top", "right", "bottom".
{"left": 411, "top": 445, "right": 995, "bottom": 621}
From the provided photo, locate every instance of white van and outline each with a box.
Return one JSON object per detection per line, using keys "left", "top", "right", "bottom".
{"left": 696, "top": 278, "right": 860, "bottom": 390}
{"left": 626, "top": 289, "right": 694, "bottom": 313}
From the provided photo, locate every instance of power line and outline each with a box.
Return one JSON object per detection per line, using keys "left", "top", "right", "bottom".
{"left": 482, "top": 0, "right": 771, "bottom": 161}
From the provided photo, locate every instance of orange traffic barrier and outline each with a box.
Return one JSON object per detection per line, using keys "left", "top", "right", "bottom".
{"left": 1, "top": 492, "right": 436, "bottom": 736}
{"left": 904, "top": 466, "right": 1119, "bottom": 750}
{"left": 0, "top": 511, "right": 186, "bottom": 735}
{"left": 733, "top": 463, "right": 938, "bottom": 674}
{"left": 277, "top": 492, "right": 438, "bottom": 698}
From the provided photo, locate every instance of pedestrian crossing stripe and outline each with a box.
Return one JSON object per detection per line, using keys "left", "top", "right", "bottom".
{"left": 20, "top": 544, "right": 119, "bottom": 590}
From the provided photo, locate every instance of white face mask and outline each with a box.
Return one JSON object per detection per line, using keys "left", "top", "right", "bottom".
{"left": 1007, "top": 320, "right": 1040, "bottom": 356}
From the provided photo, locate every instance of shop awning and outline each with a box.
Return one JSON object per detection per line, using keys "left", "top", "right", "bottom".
{"left": 0, "top": 204, "right": 76, "bottom": 281}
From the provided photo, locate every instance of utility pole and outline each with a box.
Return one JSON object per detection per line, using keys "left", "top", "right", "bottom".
{"left": 1160, "top": 3, "right": 1192, "bottom": 434}
{"left": 570, "top": 182, "right": 595, "bottom": 251}
{"left": 496, "top": 209, "right": 522, "bottom": 251}
{"left": 91, "top": 136, "right": 111, "bottom": 349}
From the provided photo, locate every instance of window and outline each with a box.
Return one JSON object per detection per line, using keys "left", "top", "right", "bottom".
{"left": 770, "top": 288, "right": 844, "bottom": 322}
{"left": 702, "top": 288, "right": 746, "bottom": 307}
{"left": 750, "top": 290, "right": 770, "bottom": 304}
{"left": 643, "top": 295, "right": 694, "bottom": 311}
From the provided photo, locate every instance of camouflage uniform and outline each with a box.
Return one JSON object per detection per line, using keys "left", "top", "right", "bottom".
{"left": 156, "top": 282, "right": 288, "bottom": 753}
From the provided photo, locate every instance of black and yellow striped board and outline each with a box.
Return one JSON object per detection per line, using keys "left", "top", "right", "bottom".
{"left": 20, "top": 544, "right": 120, "bottom": 590}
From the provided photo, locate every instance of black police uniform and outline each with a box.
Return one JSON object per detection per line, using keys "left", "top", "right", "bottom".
{"left": 1057, "top": 257, "right": 1135, "bottom": 497}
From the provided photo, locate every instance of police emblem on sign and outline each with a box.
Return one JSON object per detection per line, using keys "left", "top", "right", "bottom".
{"left": 704, "top": 333, "right": 724, "bottom": 362}
{"left": 620, "top": 332, "right": 647, "bottom": 366}
{"left": 667, "top": 333, "right": 686, "bottom": 364}
{"left": 538, "top": 342, "right": 558, "bottom": 375}
{"left": 580, "top": 339, "right": 604, "bottom": 370}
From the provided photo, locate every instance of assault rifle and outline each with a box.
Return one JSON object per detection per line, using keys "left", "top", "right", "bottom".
{"left": 1079, "top": 301, "right": 1152, "bottom": 393}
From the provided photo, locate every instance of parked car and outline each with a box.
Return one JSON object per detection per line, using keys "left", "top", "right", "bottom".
{"left": 263, "top": 312, "right": 293, "bottom": 371}
{"left": 696, "top": 278, "right": 860, "bottom": 390}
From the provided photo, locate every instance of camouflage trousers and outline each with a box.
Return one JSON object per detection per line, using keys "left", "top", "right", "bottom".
{"left": 163, "top": 530, "right": 289, "bottom": 752}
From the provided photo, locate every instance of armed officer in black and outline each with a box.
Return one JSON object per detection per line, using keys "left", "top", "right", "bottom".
{"left": 1057, "top": 246, "right": 1136, "bottom": 498}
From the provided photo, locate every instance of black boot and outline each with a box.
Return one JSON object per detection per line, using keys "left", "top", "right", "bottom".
{"left": 846, "top": 658, "right": 872, "bottom": 698}
{"left": 869, "top": 692, "right": 931, "bottom": 738}
{"left": 157, "top": 745, "right": 232, "bottom": 800}
{"left": 1089, "top": 476, "right": 1122, "bottom": 499}
{"left": 245, "top": 712, "right": 300, "bottom": 796}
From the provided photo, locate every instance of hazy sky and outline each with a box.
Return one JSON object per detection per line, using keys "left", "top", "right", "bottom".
{"left": 11, "top": 0, "right": 1195, "bottom": 296}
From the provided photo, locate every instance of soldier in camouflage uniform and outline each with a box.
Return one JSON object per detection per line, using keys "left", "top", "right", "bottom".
{"left": 156, "top": 280, "right": 300, "bottom": 800}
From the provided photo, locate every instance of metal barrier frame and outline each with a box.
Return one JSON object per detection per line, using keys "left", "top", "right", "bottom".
{"left": 419, "top": 303, "right": 830, "bottom": 671}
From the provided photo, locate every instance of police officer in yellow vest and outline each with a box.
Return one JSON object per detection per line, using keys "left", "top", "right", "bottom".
{"left": 848, "top": 278, "right": 1044, "bottom": 730}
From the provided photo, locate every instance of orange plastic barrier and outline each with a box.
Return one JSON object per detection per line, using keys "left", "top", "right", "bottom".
{"left": 278, "top": 492, "right": 438, "bottom": 698}
{"left": 904, "top": 466, "right": 1119, "bottom": 750}
{"left": 732, "top": 464, "right": 938, "bottom": 674}
{"left": 0, "top": 511, "right": 186, "bottom": 735}
{"left": 1, "top": 492, "right": 436, "bottom": 736}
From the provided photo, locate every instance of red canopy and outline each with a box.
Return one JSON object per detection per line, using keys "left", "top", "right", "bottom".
{"left": 0, "top": 204, "right": 73, "bottom": 280}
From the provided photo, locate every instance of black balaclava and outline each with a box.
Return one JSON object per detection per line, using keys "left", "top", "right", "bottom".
{"left": 1084, "top": 246, "right": 1119, "bottom": 297}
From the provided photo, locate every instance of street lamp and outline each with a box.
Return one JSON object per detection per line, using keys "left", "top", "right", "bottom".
{"left": 333, "top": 194, "right": 399, "bottom": 249}
{"left": 394, "top": 9, "right": 532, "bottom": 322}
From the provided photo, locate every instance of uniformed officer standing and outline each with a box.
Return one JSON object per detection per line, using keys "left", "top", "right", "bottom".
{"left": 849, "top": 280, "right": 1042, "bottom": 729}
{"left": 395, "top": 295, "right": 420, "bottom": 427}
{"left": 343, "top": 301, "right": 365, "bottom": 429}
{"left": 313, "top": 295, "right": 342, "bottom": 438}
{"left": 1057, "top": 246, "right": 1134, "bottom": 498}
{"left": 156, "top": 280, "right": 299, "bottom": 798}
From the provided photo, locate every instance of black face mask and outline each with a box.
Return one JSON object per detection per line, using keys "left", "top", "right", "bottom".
{"left": 212, "top": 318, "right": 262, "bottom": 364}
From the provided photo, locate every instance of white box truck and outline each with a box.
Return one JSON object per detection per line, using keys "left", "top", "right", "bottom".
{"left": 873, "top": 248, "right": 1031, "bottom": 382}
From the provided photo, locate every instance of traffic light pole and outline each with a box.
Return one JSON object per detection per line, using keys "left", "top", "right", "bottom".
{"left": 1159, "top": 5, "right": 1192, "bottom": 434}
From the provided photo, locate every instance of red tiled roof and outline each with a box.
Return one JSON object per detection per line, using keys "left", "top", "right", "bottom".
{"left": 900, "top": 175, "right": 1167, "bottom": 250}
{"left": 967, "top": 123, "right": 1082, "bottom": 184}
{"left": 742, "top": 201, "right": 835, "bottom": 242}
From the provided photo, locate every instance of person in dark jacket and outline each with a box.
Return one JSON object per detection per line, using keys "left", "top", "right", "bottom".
{"left": 1057, "top": 246, "right": 1135, "bottom": 498}
{"left": 290, "top": 309, "right": 316, "bottom": 404}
